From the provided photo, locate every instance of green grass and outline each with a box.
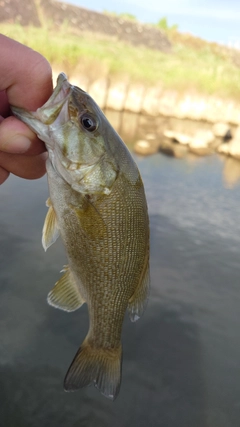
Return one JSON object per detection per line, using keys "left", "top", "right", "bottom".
{"left": 1, "top": 22, "right": 240, "bottom": 98}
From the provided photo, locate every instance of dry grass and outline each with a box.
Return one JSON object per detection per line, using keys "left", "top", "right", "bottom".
{"left": 1, "top": 22, "right": 240, "bottom": 98}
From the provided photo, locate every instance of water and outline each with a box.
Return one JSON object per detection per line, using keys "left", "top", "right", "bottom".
{"left": 1, "top": 148, "right": 240, "bottom": 426}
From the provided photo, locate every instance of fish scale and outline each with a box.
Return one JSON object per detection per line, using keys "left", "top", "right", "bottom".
{"left": 11, "top": 72, "right": 150, "bottom": 400}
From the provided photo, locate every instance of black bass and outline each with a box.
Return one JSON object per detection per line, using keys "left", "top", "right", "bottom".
{"left": 12, "top": 73, "right": 150, "bottom": 400}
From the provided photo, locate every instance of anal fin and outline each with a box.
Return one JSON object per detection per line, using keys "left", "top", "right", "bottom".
{"left": 47, "top": 266, "right": 85, "bottom": 312}
{"left": 42, "top": 198, "right": 60, "bottom": 251}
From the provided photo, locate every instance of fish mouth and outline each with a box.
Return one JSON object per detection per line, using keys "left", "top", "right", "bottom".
{"left": 12, "top": 73, "right": 71, "bottom": 125}
{"left": 11, "top": 73, "right": 73, "bottom": 149}
{"left": 36, "top": 73, "right": 72, "bottom": 126}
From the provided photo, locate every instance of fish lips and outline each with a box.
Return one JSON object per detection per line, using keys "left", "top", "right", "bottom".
{"left": 11, "top": 73, "right": 72, "bottom": 149}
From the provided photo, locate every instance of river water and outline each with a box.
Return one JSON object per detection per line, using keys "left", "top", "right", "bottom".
{"left": 0, "top": 126, "right": 240, "bottom": 426}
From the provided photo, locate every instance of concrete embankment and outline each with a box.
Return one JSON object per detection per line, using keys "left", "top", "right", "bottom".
{"left": 3, "top": 0, "right": 240, "bottom": 160}
{"left": 3, "top": 0, "right": 240, "bottom": 127}
{"left": 53, "top": 71, "right": 240, "bottom": 161}
{"left": 53, "top": 71, "right": 240, "bottom": 126}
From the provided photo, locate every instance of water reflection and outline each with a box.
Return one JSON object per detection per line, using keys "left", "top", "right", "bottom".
{"left": 106, "top": 109, "right": 240, "bottom": 189}
{"left": 222, "top": 157, "right": 240, "bottom": 189}
{"left": 1, "top": 114, "right": 240, "bottom": 426}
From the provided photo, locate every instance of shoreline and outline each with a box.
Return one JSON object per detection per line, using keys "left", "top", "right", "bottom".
{"left": 53, "top": 71, "right": 240, "bottom": 126}
{"left": 52, "top": 71, "right": 240, "bottom": 161}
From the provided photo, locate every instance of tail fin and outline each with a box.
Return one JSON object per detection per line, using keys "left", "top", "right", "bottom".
{"left": 64, "top": 338, "right": 122, "bottom": 401}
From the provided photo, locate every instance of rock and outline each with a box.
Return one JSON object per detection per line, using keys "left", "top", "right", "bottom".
{"left": 163, "top": 130, "right": 192, "bottom": 145}
{"left": 146, "top": 133, "right": 157, "bottom": 140}
{"left": 218, "top": 144, "right": 230, "bottom": 155}
{"left": 233, "top": 126, "right": 240, "bottom": 140}
{"left": 218, "top": 127, "right": 240, "bottom": 159}
{"left": 192, "top": 129, "right": 215, "bottom": 146}
{"left": 159, "top": 140, "right": 175, "bottom": 156}
{"left": 189, "top": 146, "right": 213, "bottom": 156}
{"left": 134, "top": 140, "right": 160, "bottom": 155}
{"left": 173, "top": 145, "right": 188, "bottom": 158}
{"left": 189, "top": 129, "right": 215, "bottom": 155}
{"left": 159, "top": 140, "right": 188, "bottom": 158}
{"left": 210, "top": 139, "right": 222, "bottom": 150}
{"left": 212, "top": 122, "right": 232, "bottom": 139}
{"left": 229, "top": 139, "right": 240, "bottom": 160}
{"left": 220, "top": 127, "right": 240, "bottom": 159}
{"left": 224, "top": 130, "right": 233, "bottom": 142}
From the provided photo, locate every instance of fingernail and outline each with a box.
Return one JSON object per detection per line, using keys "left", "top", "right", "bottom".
{"left": 0, "top": 134, "right": 31, "bottom": 153}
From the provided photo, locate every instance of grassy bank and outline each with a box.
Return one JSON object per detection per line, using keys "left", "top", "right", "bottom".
{"left": 1, "top": 22, "right": 240, "bottom": 98}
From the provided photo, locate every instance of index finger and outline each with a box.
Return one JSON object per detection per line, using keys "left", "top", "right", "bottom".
{"left": 0, "top": 34, "right": 53, "bottom": 110}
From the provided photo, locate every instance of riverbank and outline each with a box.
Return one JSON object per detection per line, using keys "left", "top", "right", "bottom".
{"left": 1, "top": 1, "right": 240, "bottom": 96}
{"left": 1, "top": 0, "right": 240, "bottom": 147}
{"left": 2, "top": 17, "right": 240, "bottom": 126}
{"left": 52, "top": 71, "right": 240, "bottom": 125}
{"left": 101, "top": 108, "right": 240, "bottom": 163}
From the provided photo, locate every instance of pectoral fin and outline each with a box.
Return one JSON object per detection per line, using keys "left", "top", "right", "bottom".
{"left": 47, "top": 266, "right": 85, "bottom": 312}
{"left": 42, "top": 198, "right": 60, "bottom": 251}
{"left": 128, "top": 262, "right": 150, "bottom": 322}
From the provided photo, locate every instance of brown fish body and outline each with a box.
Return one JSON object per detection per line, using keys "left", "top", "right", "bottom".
{"left": 12, "top": 73, "right": 149, "bottom": 400}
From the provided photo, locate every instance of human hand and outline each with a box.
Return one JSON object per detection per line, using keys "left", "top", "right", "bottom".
{"left": 0, "top": 34, "right": 53, "bottom": 184}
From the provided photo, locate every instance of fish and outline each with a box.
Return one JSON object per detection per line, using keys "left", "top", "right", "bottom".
{"left": 11, "top": 73, "right": 150, "bottom": 400}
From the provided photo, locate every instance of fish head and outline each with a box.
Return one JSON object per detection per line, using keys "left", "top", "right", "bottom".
{"left": 12, "top": 73, "right": 118, "bottom": 195}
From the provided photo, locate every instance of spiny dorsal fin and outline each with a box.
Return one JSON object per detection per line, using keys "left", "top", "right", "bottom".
{"left": 128, "top": 262, "right": 150, "bottom": 322}
{"left": 47, "top": 266, "right": 85, "bottom": 312}
{"left": 42, "top": 198, "right": 60, "bottom": 252}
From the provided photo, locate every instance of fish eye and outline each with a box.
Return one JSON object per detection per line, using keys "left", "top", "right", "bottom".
{"left": 80, "top": 113, "right": 98, "bottom": 132}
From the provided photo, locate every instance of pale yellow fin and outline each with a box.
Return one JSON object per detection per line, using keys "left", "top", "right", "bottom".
{"left": 128, "top": 263, "right": 150, "bottom": 322}
{"left": 46, "top": 197, "right": 52, "bottom": 208}
{"left": 64, "top": 337, "right": 122, "bottom": 400}
{"left": 42, "top": 198, "right": 60, "bottom": 251}
{"left": 47, "top": 266, "right": 85, "bottom": 312}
